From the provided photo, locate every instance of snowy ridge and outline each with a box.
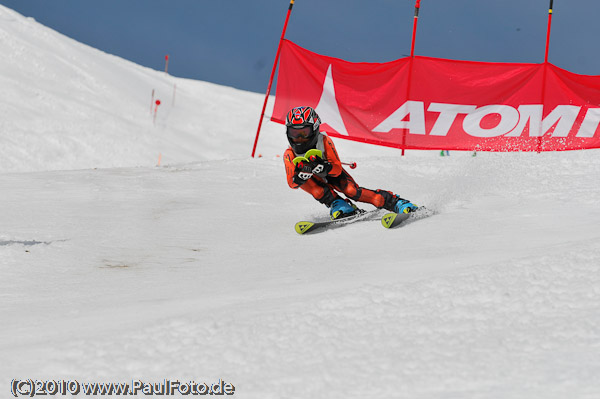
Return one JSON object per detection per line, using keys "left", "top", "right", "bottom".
{"left": 0, "top": 4, "right": 290, "bottom": 173}
{"left": 1, "top": 4, "right": 600, "bottom": 399}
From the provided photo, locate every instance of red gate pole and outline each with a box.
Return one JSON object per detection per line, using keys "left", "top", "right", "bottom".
{"left": 401, "top": 0, "right": 421, "bottom": 156}
{"left": 251, "top": 0, "right": 296, "bottom": 158}
{"left": 544, "top": 0, "right": 554, "bottom": 63}
{"left": 410, "top": 0, "right": 421, "bottom": 58}
{"left": 538, "top": 0, "right": 554, "bottom": 152}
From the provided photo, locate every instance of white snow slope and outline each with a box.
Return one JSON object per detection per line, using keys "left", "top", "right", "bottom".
{"left": 1, "top": 5, "right": 600, "bottom": 399}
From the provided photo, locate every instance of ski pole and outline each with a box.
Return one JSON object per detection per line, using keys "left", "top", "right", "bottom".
{"left": 342, "top": 161, "right": 357, "bottom": 169}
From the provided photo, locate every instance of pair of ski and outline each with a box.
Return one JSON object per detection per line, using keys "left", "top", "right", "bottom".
{"left": 294, "top": 207, "right": 430, "bottom": 235}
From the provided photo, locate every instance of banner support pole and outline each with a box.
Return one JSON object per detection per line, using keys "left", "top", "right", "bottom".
{"left": 538, "top": 0, "right": 554, "bottom": 152}
{"left": 402, "top": 0, "right": 421, "bottom": 156}
{"left": 410, "top": 0, "right": 421, "bottom": 58}
{"left": 251, "top": 0, "right": 295, "bottom": 158}
{"left": 544, "top": 0, "right": 554, "bottom": 63}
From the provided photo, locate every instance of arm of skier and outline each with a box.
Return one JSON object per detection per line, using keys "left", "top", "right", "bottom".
{"left": 284, "top": 148, "right": 314, "bottom": 188}
{"left": 284, "top": 149, "right": 300, "bottom": 188}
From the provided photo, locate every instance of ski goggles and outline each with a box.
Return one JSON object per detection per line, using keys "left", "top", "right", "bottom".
{"left": 286, "top": 125, "right": 313, "bottom": 140}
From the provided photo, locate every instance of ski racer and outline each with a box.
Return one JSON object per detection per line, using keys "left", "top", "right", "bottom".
{"left": 283, "top": 106, "right": 418, "bottom": 220}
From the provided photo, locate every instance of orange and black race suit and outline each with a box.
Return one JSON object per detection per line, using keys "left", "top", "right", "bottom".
{"left": 283, "top": 133, "right": 396, "bottom": 209}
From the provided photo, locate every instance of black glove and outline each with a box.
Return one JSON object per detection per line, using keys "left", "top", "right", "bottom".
{"left": 307, "top": 154, "right": 332, "bottom": 178}
{"left": 293, "top": 161, "right": 313, "bottom": 186}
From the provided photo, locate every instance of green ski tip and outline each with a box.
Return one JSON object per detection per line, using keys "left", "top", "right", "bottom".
{"left": 381, "top": 212, "right": 410, "bottom": 229}
{"left": 381, "top": 213, "right": 397, "bottom": 229}
{"left": 295, "top": 221, "right": 315, "bottom": 234}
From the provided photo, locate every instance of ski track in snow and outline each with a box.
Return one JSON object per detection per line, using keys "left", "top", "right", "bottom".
{"left": 1, "top": 4, "right": 600, "bottom": 398}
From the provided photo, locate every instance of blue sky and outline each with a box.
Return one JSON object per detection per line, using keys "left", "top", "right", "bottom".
{"left": 3, "top": 0, "right": 600, "bottom": 94}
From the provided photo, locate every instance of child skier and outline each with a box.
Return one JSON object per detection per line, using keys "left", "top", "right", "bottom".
{"left": 283, "top": 106, "right": 418, "bottom": 220}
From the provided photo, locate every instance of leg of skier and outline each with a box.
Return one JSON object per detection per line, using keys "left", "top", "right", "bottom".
{"left": 329, "top": 170, "right": 418, "bottom": 214}
{"left": 298, "top": 179, "right": 358, "bottom": 220}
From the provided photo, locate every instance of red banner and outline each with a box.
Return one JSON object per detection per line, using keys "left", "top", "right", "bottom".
{"left": 272, "top": 40, "right": 600, "bottom": 152}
